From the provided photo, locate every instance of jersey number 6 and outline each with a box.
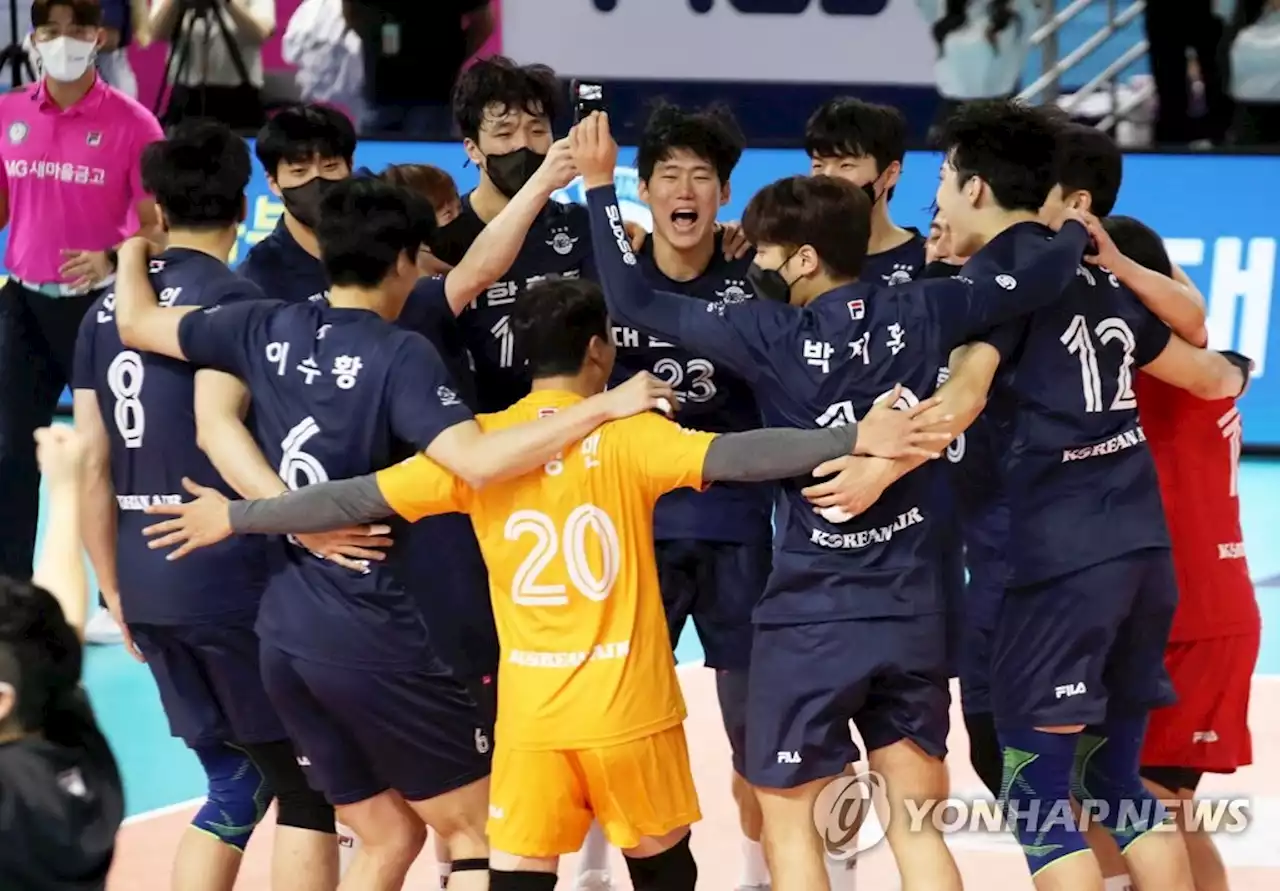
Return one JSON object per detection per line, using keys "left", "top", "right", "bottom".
{"left": 506, "top": 505, "right": 622, "bottom": 606}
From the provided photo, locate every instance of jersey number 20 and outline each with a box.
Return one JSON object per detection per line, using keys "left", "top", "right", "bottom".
{"left": 1060, "top": 315, "right": 1138, "bottom": 412}
{"left": 506, "top": 505, "right": 621, "bottom": 606}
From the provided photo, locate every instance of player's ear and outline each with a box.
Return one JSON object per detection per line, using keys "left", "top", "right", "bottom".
{"left": 883, "top": 160, "right": 903, "bottom": 192}
{"left": 637, "top": 179, "right": 650, "bottom": 205}
{"left": 266, "top": 175, "right": 282, "bottom": 200}
{"left": 719, "top": 181, "right": 731, "bottom": 208}
{"left": 1069, "top": 190, "right": 1093, "bottom": 213}
{"left": 156, "top": 205, "right": 171, "bottom": 234}
{"left": 795, "top": 244, "right": 822, "bottom": 278}
{"left": 963, "top": 175, "right": 984, "bottom": 210}
{"left": 462, "top": 138, "right": 485, "bottom": 169}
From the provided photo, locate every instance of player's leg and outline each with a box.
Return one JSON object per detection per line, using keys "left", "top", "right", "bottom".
{"left": 580, "top": 726, "right": 702, "bottom": 891}
{"left": 127, "top": 624, "right": 270, "bottom": 891}
{"left": 958, "top": 557, "right": 1005, "bottom": 798}
{"left": 746, "top": 621, "right": 866, "bottom": 891}
{"left": 697, "top": 542, "right": 773, "bottom": 891}
{"left": 1140, "top": 771, "right": 1226, "bottom": 891}
{"left": 433, "top": 673, "right": 498, "bottom": 890}
{"left": 858, "top": 614, "right": 960, "bottom": 891}
{"left": 258, "top": 644, "right": 411, "bottom": 891}
{"left": 488, "top": 745, "right": 591, "bottom": 891}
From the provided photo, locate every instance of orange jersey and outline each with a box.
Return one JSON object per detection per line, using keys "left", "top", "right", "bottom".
{"left": 376, "top": 390, "right": 717, "bottom": 750}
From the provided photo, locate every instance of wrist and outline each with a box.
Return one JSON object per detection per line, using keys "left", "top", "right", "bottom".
{"left": 583, "top": 175, "right": 615, "bottom": 191}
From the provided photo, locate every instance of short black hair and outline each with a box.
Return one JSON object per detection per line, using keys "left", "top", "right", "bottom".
{"left": 805, "top": 97, "right": 907, "bottom": 198}
{"left": 315, "top": 179, "right": 435, "bottom": 288}
{"left": 255, "top": 104, "right": 357, "bottom": 179}
{"left": 452, "top": 56, "right": 562, "bottom": 142}
{"left": 141, "top": 121, "right": 250, "bottom": 230}
{"left": 742, "top": 175, "right": 869, "bottom": 280}
{"left": 0, "top": 577, "right": 81, "bottom": 733}
{"left": 940, "top": 99, "right": 1060, "bottom": 212}
{"left": 1103, "top": 216, "right": 1172, "bottom": 278}
{"left": 510, "top": 278, "right": 609, "bottom": 378}
{"left": 635, "top": 102, "right": 745, "bottom": 184}
{"left": 32, "top": 0, "right": 101, "bottom": 27}
{"left": 1052, "top": 123, "right": 1123, "bottom": 217}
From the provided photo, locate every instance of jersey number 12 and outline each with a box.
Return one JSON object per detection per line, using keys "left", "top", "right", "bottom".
{"left": 1060, "top": 315, "right": 1138, "bottom": 412}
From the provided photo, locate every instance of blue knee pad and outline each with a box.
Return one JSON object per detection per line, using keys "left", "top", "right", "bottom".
{"left": 1071, "top": 716, "right": 1174, "bottom": 852}
{"left": 998, "top": 728, "right": 1091, "bottom": 878}
{"left": 192, "top": 744, "right": 271, "bottom": 851}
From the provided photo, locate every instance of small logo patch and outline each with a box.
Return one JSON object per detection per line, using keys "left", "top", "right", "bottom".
{"left": 86, "top": 131, "right": 102, "bottom": 147}
{"left": 7, "top": 121, "right": 27, "bottom": 144}
{"left": 847, "top": 299, "right": 865, "bottom": 320}
{"left": 995, "top": 274, "right": 1017, "bottom": 290}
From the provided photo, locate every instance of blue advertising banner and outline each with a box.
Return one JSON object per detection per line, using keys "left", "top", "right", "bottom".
{"left": 17, "top": 140, "right": 1279, "bottom": 447}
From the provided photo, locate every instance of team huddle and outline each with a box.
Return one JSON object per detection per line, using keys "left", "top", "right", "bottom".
{"left": 71, "top": 56, "right": 1259, "bottom": 891}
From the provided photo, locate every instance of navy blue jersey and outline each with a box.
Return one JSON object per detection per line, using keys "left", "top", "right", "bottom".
{"left": 237, "top": 220, "right": 332, "bottom": 305}
{"left": 177, "top": 300, "right": 475, "bottom": 669}
{"left": 70, "top": 250, "right": 269, "bottom": 626}
{"left": 588, "top": 186, "right": 1089, "bottom": 623}
{"left": 974, "top": 249, "right": 1174, "bottom": 588}
{"left": 860, "top": 229, "right": 927, "bottom": 286}
{"left": 443, "top": 194, "right": 596, "bottom": 411}
{"left": 610, "top": 234, "right": 770, "bottom": 545}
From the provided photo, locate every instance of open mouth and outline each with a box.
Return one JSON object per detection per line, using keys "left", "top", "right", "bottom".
{"left": 670, "top": 209, "right": 699, "bottom": 232}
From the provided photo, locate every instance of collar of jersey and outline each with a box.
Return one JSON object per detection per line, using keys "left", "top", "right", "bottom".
{"left": 35, "top": 74, "right": 108, "bottom": 116}
{"left": 809, "top": 280, "right": 870, "bottom": 309}
{"left": 521, "top": 388, "right": 586, "bottom": 409}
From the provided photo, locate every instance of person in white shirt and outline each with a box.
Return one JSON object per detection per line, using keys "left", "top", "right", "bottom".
{"left": 1229, "top": 0, "right": 1280, "bottom": 144}
{"left": 282, "top": 0, "right": 365, "bottom": 128}
{"left": 148, "top": 0, "right": 274, "bottom": 130}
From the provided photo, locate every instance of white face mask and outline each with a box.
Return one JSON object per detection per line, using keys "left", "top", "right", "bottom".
{"left": 35, "top": 35, "right": 97, "bottom": 83}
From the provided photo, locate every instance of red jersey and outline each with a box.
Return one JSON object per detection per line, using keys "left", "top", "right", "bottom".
{"left": 1135, "top": 373, "right": 1259, "bottom": 641}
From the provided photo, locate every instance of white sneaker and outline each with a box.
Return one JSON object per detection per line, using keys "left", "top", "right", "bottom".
{"left": 575, "top": 870, "right": 615, "bottom": 891}
{"left": 85, "top": 609, "right": 124, "bottom": 645}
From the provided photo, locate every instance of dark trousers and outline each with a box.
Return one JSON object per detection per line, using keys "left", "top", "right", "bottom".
{"left": 1144, "top": 0, "right": 1231, "bottom": 144}
{"left": 0, "top": 280, "right": 98, "bottom": 577}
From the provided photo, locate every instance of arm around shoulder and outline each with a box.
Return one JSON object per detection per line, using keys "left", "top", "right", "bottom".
{"left": 1140, "top": 336, "right": 1248, "bottom": 401}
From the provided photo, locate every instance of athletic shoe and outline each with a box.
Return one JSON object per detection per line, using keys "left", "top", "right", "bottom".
{"left": 575, "top": 869, "right": 616, "bottom": 891}
{"left": 85, "top": 609, "right": 124, "bottom": 645}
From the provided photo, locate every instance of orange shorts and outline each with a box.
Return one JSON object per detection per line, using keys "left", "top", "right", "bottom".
{"left": 486, "top": 723, "right": 701, "bottom": 858}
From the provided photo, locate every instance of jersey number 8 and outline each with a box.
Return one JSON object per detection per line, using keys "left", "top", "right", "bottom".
{"left": 108, "top": 351, "right": 146, "bottom": 449}
{"left": 1060, "top": 315, "right": 1138, "bottom": 412}
{"left": 506, "top": 505, "right": 622, "bottom": 606}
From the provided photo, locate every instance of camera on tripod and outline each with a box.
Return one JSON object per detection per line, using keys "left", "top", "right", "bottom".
{"left": 155, "top": 0, "right": 261, "bottom": 128}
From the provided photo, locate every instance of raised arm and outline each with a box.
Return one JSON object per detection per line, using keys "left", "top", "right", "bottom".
{"left": 441, "top": 139, "right": 579, "bottom": 315}
{"left": 1139, "top": 337, "right": 1249, "bottom": 401}
{"left": 31, "top": 428, "right": 89, "bottom": 639}
{"left": 113, "top": 238, "right": 200, "bottom": 359}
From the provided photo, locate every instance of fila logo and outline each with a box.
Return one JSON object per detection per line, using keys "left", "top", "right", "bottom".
{"left": 777, "top": 750, "right": 802, "bottom": 764}
{"left": 86, "top": 131, "right": 102, "bottom": 147}
{"left": 1054, "top": 682, "right": 1087, "bottom": 699}
{"left": 1192, "top": 730, "right": 1220, "bottom": 743}
{"left": 847, "top": 298, "right": 865, "bottom": 320}
{"left": 296, "top": 756, "right": 311, "bottom": 766}
{"left": 592, "top": 1, "right": 888, "bottom": 13}
{"left": 489, "top": 805, "right": 506, "bottom": 819}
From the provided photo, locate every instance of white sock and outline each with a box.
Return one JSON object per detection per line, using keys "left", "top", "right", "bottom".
{"left": 1104, "top": 877, "right": 1133, "bottom": 891}
{"left": 577, "top": 821, "right": 611, "bottom": 874}
{"left": 437, "top": 861, "right": 452, "bottom": 890}
{"left": 336, "top": 824, "right": 359, "bottom": 876}
{"left": 739, "top": 837, "right": 770, "bottom": 886}
{"left": 824, "top": 852, "right": 858, "bottom": 891}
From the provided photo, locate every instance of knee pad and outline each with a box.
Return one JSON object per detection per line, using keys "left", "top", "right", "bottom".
{"left": 488, "top": 872, "right": 557, "bottom": 891}
{"left": 997, "top": 728, "right": 1090, "bottom": 878}
{"left": 625, "top": 832, "right": 697, "bottom": 891}
{"left": 1073, "top": 717, "right": 1175, "bottom": 851}
{"left": 964, "top": 711, "right": 1002, "bottom": 799}
{"left": 242, "top": 739, "right": 336, "bottom": 834}
{"left": 192, "top": 744, "right": 270, "bottom": 852}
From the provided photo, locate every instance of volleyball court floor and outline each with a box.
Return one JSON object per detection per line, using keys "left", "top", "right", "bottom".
{"left": 62, "top": 458, "right": 1280, "bottom": 890}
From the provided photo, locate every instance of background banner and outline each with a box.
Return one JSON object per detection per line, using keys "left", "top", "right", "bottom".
{"left": 19, "top": 140, "right": 1277, "bottom": 448}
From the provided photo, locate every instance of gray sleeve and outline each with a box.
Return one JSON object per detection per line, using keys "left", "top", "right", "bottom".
{"left": 227, "top": 475, "right": 395, "bottom": 535}
{"left": 701, "top": 424, "right": 858, "bottom": 483}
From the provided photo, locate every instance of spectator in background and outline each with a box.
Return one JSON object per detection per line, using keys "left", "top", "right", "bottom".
{"left": 147, "top": 0, "right": 274, "bottom": 130}
{"left": 95, "top": 0, "right": 149, "bottom": 97}
{"left": 283, "top": 0, "right": 365, "bottom": 126}
{"left": 916, "top": 0, "right": 1041, "bottom": 141}
{"left": 1144, "top": 0, "right": 1232, "bottom": 145}
{"left": 1228, "top": 0, "right": 1280, "bottom": 145}
{"left": 344, "top": 1, "right": 496, "bottom": 138}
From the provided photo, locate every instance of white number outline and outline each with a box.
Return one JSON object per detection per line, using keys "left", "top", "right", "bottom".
{"left": 1219, "top": 406, "right": 1243, "bottom": 498}
{"left": 107, "top": 351, "right": 146, "bottom": 448}
{"left": 492, "top": 315, "right": 514, "bottom": 368}
{"left": 652, "top": 357, "right": 717, "bottom": 403}
{"left": 1060, "top": 314, "right": 1138, "bottom": 413}
{"left": 279, "top": 416, "right": 328, "bottom": 490}
{"left": 504, "top": 505, "right": 622, "bottom": 606}
{"left": 816, "top": 386, "right": 920, "bottom": 428}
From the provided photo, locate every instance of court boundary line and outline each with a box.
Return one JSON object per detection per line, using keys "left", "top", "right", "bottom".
{"left": 118, "top": 665, "right": 1280, "bottom": 827}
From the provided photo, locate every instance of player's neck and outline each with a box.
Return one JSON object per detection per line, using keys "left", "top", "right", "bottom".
{"left": 867, "top": 206, "right": 913, "bottom": 256}
{"left": 470, "top": 179, "right": 510, "bottom": 225}
{"left": 327, "top": 285, "right": 389, "bottom": 318}
{"left": 530, "top": 376, "right": 598, "bottom": 400}
{"left": 650, "top": 233, "right": 715, "bottom": 283}
{"left": 284, "top": 213, "right": 323, "bottom": 259}
{"left": 167, "top": 229, "right": 238, "bottom": 264}
{"left": 974, "top": 209, "right": 1042, "bottom": 250}
{"left": 42, "top": 72, "right": 96, "bottom": 109}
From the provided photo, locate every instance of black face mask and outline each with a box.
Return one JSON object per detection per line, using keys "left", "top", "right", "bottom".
{"left": 484, "top": 147, "right": 545, "bottom": 199}
{"left": 281, "top": 176, "right": 342, "bottom": 229}
{"left": 920, "top": 259, "right": 964, "bottom": 280}
{"left": 746, "top": 250, "right": 800, "bottom": 303}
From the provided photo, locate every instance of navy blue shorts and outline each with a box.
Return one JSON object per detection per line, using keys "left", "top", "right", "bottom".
{"left": 990, "top": 548, "right": 1178, "bottom": 729}
{"left": 957, "top": 560, "right": 1006, "bottom": 717}
{"left": 259, "top": 644, "right": 492, "bottom": 806}
{"left": 744, "top": 615, "right": 951, "bottom": 789}
{"left": 130, "top": 619, "right": 287, "bottom": 748}
{"left": 656, "top": 539, "right": 769, "bottom": 671}
{"left": 715, "top": 667, "right": 749, "bottom": 773}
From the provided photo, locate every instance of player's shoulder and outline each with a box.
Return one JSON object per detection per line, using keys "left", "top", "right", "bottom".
{"left": 100, "top": 85, "right": 163, "bottom": 132}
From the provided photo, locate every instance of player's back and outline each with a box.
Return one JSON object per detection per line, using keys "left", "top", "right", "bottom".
{"left": 74, "top": 249, "right": 268, "bottom": 622}
{"left": 459, "top": 391, "right": 712, "bottom": 751}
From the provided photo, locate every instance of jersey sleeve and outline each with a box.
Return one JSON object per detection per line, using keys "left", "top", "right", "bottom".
{"left": 608, "top": 412, "right": 718, "bottom": 502}
{"left": 976, "top": 318, "right": 1030, "bottom": 364}
{"left": 375, "top": 453, "right": 470, "bottom": 522}
{"left": 70, "top": 303, "right": 99, "bottom": 391}
{"left": 1126, "top": 291, "right": 1176, "bottom": 367}
{"left": 177, "top": 300, "right": 277, "bottom": 377}
{"left": 585, "top": 184, "right": 781, "bottom": 382}
{"left": 385, "top": 333, "right": 476, "bottom": 450}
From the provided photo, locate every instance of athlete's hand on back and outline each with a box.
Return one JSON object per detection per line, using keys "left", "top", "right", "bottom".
{"left": 854, "top": 385, "right": 955, "bottom": 459}
{"left": 34, "top": 425, "right": 84, "bottom": 486}
{"left": 600, "top": 371, "right": 678, "bottom": 420}
{"left": 801, "top": 455, "right": 900, "bottom": 522}
{"left": 569, "top": 111, "right": 620, "bottom": 189}
{"left": 1078, "top": 212, "right": 1124, "bottom": 271}
{"left": 533, "top": 137, "right": 580, "bottom": 193}
{"left": 717, "top": 222, "right": 752, "bottom": 260}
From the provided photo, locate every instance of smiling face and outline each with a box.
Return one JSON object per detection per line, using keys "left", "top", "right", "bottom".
{"left": 639, "top": 148, "right": 729, "bottom": 250}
